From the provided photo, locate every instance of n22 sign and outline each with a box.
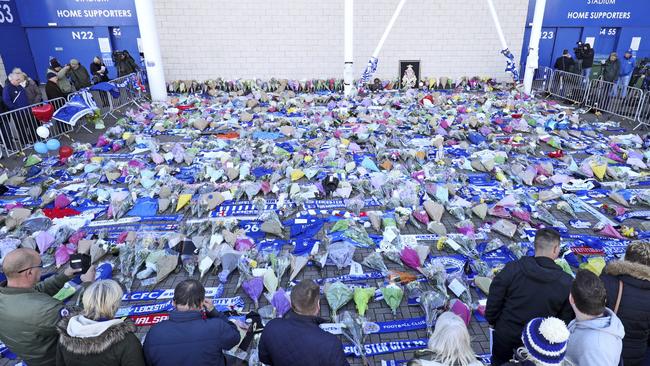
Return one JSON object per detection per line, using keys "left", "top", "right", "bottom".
{"left": 0, "top": 4, "right": 15, "bottom": 24}
{"left": 72, "top": 31, "right": 94, "bottom": 40}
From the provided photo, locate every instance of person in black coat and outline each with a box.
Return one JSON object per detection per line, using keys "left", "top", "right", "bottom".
{"left": 143, "top": 280, "right": 240, "bottom": 366}
{"left": 89, "top": 56, "right": 110, "bottom": 84}
{"left": 0, "top": 83, "right": 6, "bottom": 113}
{"left": 258, "top": 279, "right": 350, "bottom": 366}
{"left": 576, "top": 43, "right": 595, "bottom": 79}
{"left": 601, "top": 241, "right": 650, "bottom": 366}
{"left": 45, "top": 72, "right": 66, "bottom": 100}
{"left": 554, "top": 50, "right": 577, "bottom": 73}
{"left": 486, "top": 228, "right": 574, "bottom": 366}
{"left": 113, "top": 50, "right": 139, "bottom": 78}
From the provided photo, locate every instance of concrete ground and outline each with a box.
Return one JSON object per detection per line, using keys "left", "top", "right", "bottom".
{"left": 0, "top": 92, "right": 647, "bottom": 366}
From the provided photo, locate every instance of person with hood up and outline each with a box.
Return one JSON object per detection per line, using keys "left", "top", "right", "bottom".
{"left": 565, "top": 270, "right": 625, "bottom": 366}
{"left": 68, "top": 59, "right": 91, "bottom": 90}
{"left": 612, "top": 49, "right": 637, "bottom": 98}
{"left": 554, "top": 50, "right": 576, "bottom": 73}
{"left": 600, "top": 241, "right": 650, "bottom": 366}
{"left": 486, "top": 228, "right": 574, "bottom": 366}
{"left": 47, "top": 58, "right": 75, "bottom": 95}
{"left": 502, "top": 317, "right": 572, "bottom": 366}
{"left": 408, "top": 312, "right": 484, "bottom": 366}
{"left": 56, "top": 279, "right": 145, "bottom": 366}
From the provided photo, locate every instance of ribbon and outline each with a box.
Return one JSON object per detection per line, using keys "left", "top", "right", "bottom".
{"left": 343, "top": 338, "right": 428, "bottom": 357}
{"left": 115, "top": 296, "right": 244, "bottom": 317}
{"left": 122, "top": 284, "right": 224, "bottom": 302}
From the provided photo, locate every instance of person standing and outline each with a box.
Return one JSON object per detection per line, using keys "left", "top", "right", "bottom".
{"left": 68, "top": 59, "right": 91, "bottom": 90}
{"left": 56, "top": 279, "right": 145, "bottom": 366}
{"left": 501, "top": 317, "right": 571, "bottom": 366}
{"left": 613, "top": 49, "right": 636, "bottom": 98}
{"left": 90, "top": 56, "right": 110, "bottom": 84}
{"left": 600, "top": 241, "right": 650, "bottom": 366}
{"left": 565, "top": 270, "right": 625, "bottom": 366}
{"left": 143, "top": 279, "right": 240, "bottom": 366}
{"left": 47, "top": 58, "right": 76, "bottom": 95}
{"left": 602, "top": 53, "right": 621, "bottom": 83}
{"left": 46, "top": 72, "right": 66, "bottom": 100}
{"left": 2, "top": 71, "right": 29, "bottom": 110}
{"left": 258, "top": 279, "right": 350, "bottom": 366}
{"left": 13, "top": 68, "right": 43, "bottom": 105}
{"left": 486, "top": 228, "right": 574, "bottom": 366}
{"left": 578, "top": 43, "right": 594, "bottom": 80}
{"left": 114, "top": 50, "right": 139, "bottom": 77}
{"left": 554, "top": 50, "right": 576, "bottom": 73}
{"left": 0, "top": 248, "right": 95, "bottom": 366}
{"left": 0, "top": 82, "right": 6, "bottom": 113}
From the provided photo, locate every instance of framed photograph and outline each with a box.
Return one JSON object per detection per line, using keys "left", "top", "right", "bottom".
{"left": 399, "top": 60, "right": 421, "bottom": 89}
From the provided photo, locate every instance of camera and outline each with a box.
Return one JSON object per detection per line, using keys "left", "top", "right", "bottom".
{"left": 70, "top": 253, "right": 91, "bottom": 274}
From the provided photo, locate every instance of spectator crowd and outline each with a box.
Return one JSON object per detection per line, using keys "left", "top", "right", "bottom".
{"left": 0, "top": 231, "right": 648, "bottom": 366}
{"left": 1, "top": 50, "right": 139, "bottom": 113}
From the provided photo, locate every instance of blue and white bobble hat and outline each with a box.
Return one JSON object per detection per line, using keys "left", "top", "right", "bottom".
{"left": 521, "top": 317, "right": 570, "bottom": 366}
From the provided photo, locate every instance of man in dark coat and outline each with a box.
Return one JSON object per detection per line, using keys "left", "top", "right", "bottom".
{"left": 114, "top": 50, "right": 139, "bottom": 77}
{"left": 486, "top": 228, "right": 574, "bottom": 366}
{"left": 554, "top": 49, "right": 576, "bottom": 73}
{"left": 143, "top": 279, "right": 240, "bottom": 366}
{"left": 603, "top": 53, "right": 621, "bottom": 83}
{"left": 601, "top": 241, "right": 650, "bottom": 366}
{"left": 576, "top": 43, "right": 595, "bottom": 79}
{"left": 45, "top": 72, "right": 66, "bottom": 100}
{"left": 258, "top": 279, "right": 350, "bottom": 366}
{"left": 2, "top": 72, "right": 29, "bottom": 110}
{"left": 69, "top": 59, "right": 91, "bottom": 90}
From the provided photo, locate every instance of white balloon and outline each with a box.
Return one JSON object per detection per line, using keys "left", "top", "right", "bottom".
{"left": 36, "top": 126, "right": 50, "bottom": 139}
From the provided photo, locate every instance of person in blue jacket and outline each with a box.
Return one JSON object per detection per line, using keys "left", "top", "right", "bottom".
{"left": 258, "top": 279, "right": 350, "bottom": 366}
{"left": 613, "top": 49, "right": 636, "bottom": 98}
{"left": 2, "top": 72, "right": 29, "bottom": 111}
{"left": 143, "top": 279, "right": 240, "bottom": 366}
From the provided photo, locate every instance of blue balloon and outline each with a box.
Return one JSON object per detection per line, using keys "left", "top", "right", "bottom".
{"left": 34, "top": 142, "right": 48, "bottom": 155}
{"left": 46, "top": 139, "right": 60, "bottom": 151}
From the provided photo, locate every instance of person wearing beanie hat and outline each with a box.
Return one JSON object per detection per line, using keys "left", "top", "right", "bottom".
{"left": 600, "top": 241, "right": 650, "bottom": 366}
{"left": 612, "top": 48, "right": 636, "bottom": 98}
{"left": 503, "top": 317, "right": 571, "bottom": 366}
{"left": 565, "top": 270, "right": 625, "bottom": 366}
{"left": 68, "top": 59, "right": 91, "bottom": 90}
{"left": 45, "top": 72, "right": 65, "bottom": 100}
{"left": 486, "top": 228, "right": 574, "bottom": 366}
{"left": 46, "top": 58, "right": 75, "bottom": 95}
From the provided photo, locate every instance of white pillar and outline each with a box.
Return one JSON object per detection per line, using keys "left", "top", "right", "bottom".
{"left": 486, "top": 0, "right": 508, "bottom": 51}
{"left": 134, "top": 0, "right": 167, "bottom": 102}
{"left": 523, "top": 0, "right": 547, "bottom": 95}
{"left": 344, "top": 0, "right": 354, "bottom": 97}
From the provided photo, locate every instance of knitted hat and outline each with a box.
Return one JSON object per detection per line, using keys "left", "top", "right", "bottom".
{"left": 521, "top": 317, "right": 570, "bottom": 366}
{"left": 49, "top": 58, "right": 61, "bottom": 69}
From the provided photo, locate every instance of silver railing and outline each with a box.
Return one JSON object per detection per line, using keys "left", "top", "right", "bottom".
{"left": 584, "top": 78, "right": 644, "bottom": 122}
{"left": 531, "top": 66, "right": 554, "bottom": 94}
{"left": 0, "top": 98, "right": 69, "bottom": 157}
{"left": 0, "top": 72, "right": 149, "bottom": 158}
{"left": 547, "top": 69, "right": 589, "bottom": 104}
{"left": 635, "top": 93, "right": 650, "bottom": 130}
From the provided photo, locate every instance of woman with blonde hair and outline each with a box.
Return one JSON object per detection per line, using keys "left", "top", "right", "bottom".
{"left": 408, "top": 311, "right": 484, "bottom": 366}
{"left": 56, "top": 279, "right": 145, "bottom": 366}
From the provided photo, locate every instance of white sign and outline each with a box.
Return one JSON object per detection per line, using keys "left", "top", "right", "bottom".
{"left": 585, "top": 37, "right": 595, "bottom": 47}
{"left": 630, "top": 37, "right": 641, "bottom": 51}
{"left": 98, "top": 37, "right": 111, "bottom": 53}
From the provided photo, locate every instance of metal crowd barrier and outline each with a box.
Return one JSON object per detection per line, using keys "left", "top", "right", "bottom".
{"left": 635, "top": 93, "right": 650, "bottom": 130}
{"left": 584, "top": 78, "right": 644, "bottom": 122}
{"left": 0, "top": 98, "right": 68, "bottom": 158}
{"left": 531, "top": 66, "right": 554, "bottom": 94}
{"left": 547, "top": 69, "right": 589, "bottom": 104}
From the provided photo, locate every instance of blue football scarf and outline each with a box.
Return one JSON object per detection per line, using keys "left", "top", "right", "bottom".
{"left": 115, "top": 296, "right": 244, "bottom": 317}
{"left": 122, "top": 284, "right": 224, "bottom": 302}
{"left": 343, "top": 338, "right": 428, "bottom": 357}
